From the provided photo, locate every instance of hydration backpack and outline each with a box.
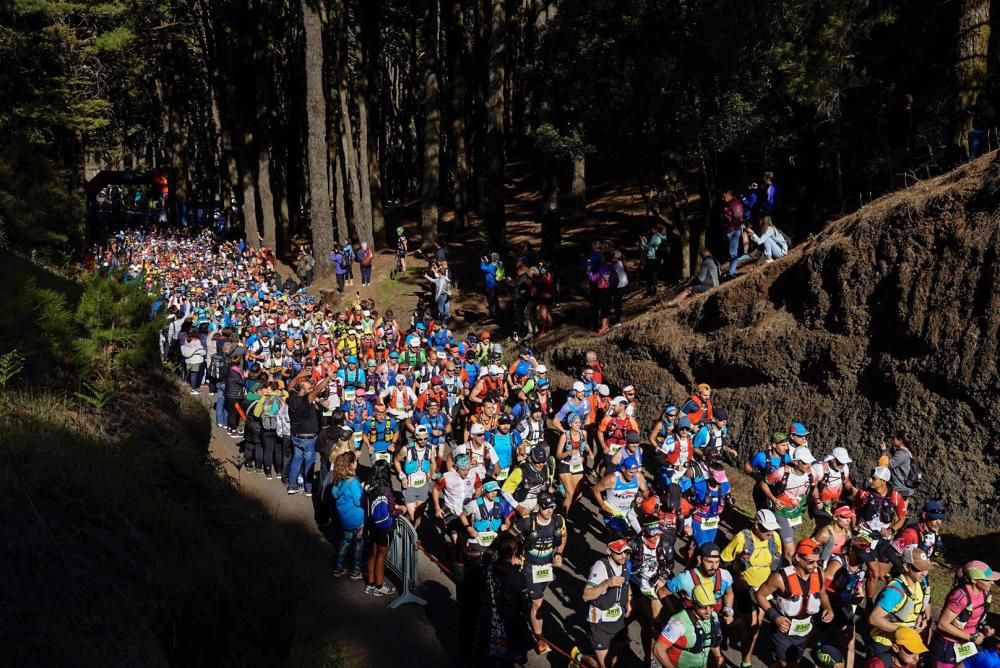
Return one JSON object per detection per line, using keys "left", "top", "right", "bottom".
{"left": 367, "top": 490, "right": 394, "bottom": 531}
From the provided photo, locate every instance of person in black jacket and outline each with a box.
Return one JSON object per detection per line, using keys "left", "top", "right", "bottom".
{"left": 478, "top": 535, "right": 531, "bottom": 666}
{"left": 224, "top": 355, "right": 246, "bottom": 436}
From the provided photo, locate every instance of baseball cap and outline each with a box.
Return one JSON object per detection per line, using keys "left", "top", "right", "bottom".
{"left": 923, "top": 500, "right": 946, "bottom": 519}
{"left": 755, "top": 509, "right": 779, "bottom": 530}
{"left": 454, "top": 454, "right": 472, "bottom": 470}
{"left": 482, "top": 480, "right": 500, "bottom": 493}
{"left": 611, "top": 396, "right": 628, "bottom": 406}
{"left": 698, "top": 542, "right": 721, "bottom": 558}
{"left": 963, "top": 560, "right": 1000, "bottom": 582}
{"left": 572, "top": 381, "right": 586, "bottom": 392}
{"left": 790, "top": 422, "right": 809, "bottom": 436}
{"left": 625, "top": 431, "right": 642, "bottom": 444}
{"left": 607, "top": 538, "right": 632, "bottom": 554}
{"left": 796, "top": 538, "right": 821, "bottom": 556}
{"left": 902, "top": 547, "right": 935, "bottom": 571}
{"left": 529, "top": 445, "right": 548, "bottom": 464}
{"left": 536, "top": 364, "right": 547, "bottom": 373}
{"left": 691, "top": 582, "right": 716, "bottom": 608}
{"left": 713, "top": 407, "right": 728, "bottom": 421}
{"left": 489, "top": 365, "right": 504, "bottom": 376}
{"left": 621, "top": 456, "right": 640, "bottom": 471}
{"left": 470, "top": 423, "right": 486, "bottom": 436}
{"left": 597, "top": 384, "right": 610, "bottom": 397}
{"left": 697, "top": 383, "right": 711, "bottom": 393}
{"left": 872, "top": 466, "right": 891, "bottom": 482}
{"left": 893, "top": 627, "right": 928, "bottom": 655}
{"left": 676, "top": 416, "right": 692, "bottom": 431}
{"left": 830, "top": 447, "right": 852, "bottom": 464}
{"left": 622, "top": 384, "right": 635, "bottom": 393}
{"left": 537, "top": 491, "right": 557, "bottom": 509}
{"left": 414, "top": 425, "right": 430, "bottom": 437}
{"left": 771, "top": 431, "right": 789, "bottom": 444}
{"left": 792, "top": 446, "right": 816, "bottom": 464}
{"left": 833, "top": 505, "right": 856, "bottom": 519}
{"left": 664, "top": 405, "right": 679, "bottom": 415}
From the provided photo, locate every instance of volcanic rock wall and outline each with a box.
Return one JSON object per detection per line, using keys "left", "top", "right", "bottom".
{"left": 553, "top": 153, "right": 1000, "bottom": 522}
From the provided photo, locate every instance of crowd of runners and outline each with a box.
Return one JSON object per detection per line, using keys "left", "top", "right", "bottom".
{"left": 107, "top": 226, "right": 1000, "bottom": 668}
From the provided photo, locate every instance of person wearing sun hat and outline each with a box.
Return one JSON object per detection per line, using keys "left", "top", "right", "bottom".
{"left": 579, "top": 537, "right": 633, "bottom": 667}
{"left": 928, "top": 560, "right": 998, "bottom": 667}
{"left": 761, "top": 445, "right": 821, "bottom": 561}
{"left": 649, "top": 581, "right": 723, "bottom": 668}
{"left": 868, "top": 546, "right": 935, "bottom": 657}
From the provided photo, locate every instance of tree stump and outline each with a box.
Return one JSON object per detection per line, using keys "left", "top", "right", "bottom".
{"left": 319, "top": 288, "right": 341, "bottom": 309}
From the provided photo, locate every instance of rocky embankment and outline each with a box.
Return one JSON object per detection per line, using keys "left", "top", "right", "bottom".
{"left": 554, "top": 153, "right": 1000, "bottom": 523}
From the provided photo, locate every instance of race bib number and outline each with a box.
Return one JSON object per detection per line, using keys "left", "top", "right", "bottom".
{"left": 954, "top": 642, "right": 979, "bottom": 661}
{"left": 531, "top": 564, "right": 554, "bottom": 583}
{"left": 600, "top": 604, "right": 624, "bottom": 623}
{"left": 788, "top": 618, "right": 813, "bottom": 637}
{"left": 699, "top": 516, "right": 720, "bottom": 530}
{"left": 477, "top": 530, "right": 498, "bottom": 547}
{"left": 409, "top": 472, "right": 427, "bottom": 488}
{"left": 641, "top": 585, "right": 658, "bottom": 599}
{"left": 353, "top": 431, "right": 363, "bottom": 446}
{"left": 787, "top": 514, "right": 803, "bottom": 527}
{"left": 374, "top": 451, "right": 392, "bottom": 463}
{"left": 495, "top": 467, "right": 509, "bottom": 481}
{"left": 608, "top": 443, "right": 623, "bottom": 455}
{"left": 569, "top": 458, "right": 584, "bottom": 474}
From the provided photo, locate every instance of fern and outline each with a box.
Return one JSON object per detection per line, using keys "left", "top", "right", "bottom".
{"left": 75, "top": 382, "right": 117, "bottom": 411}
{"left": 0, "top": 350, "right": 26, "bottom": 388}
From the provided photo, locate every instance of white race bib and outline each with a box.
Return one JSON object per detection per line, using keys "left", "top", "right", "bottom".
{"left": 408, "top": 471, "right": 427, "bottom": 488}
{"left": 954, "top": 642, "right": 979, "bottom": 661}
{"left": 608, "top": 443, "right": 623, "bottom": 455}
{"left": 569, "top": 458, "right": 584, "bottom": 474}
{"left": 788, "top": 618, "right": 813, "bottom": 637}
{"left": 699, "top": 516, "right": 720, "bottom": 530}
{"left": 495, "top": 467, "right": 509, "bottom": 481}
{"left": 374, "top": 451, "right": 392, "bottom": 463}
{"left": 787, "top": 514, "right": 803, "bottom": 527}
{"left": 531, "top": 563, "right": 554, "bottom": 583}
{"left": 600, "top": 604, "right": 624, "bottom": 623}
{"left": 477, "top": 530, "right": 498, "bottom": 547}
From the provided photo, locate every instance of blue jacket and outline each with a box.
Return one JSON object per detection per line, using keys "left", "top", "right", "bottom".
{"left": 331, "top": 477, "right": 365, "bottom": 530}
{"left": 481, "top": 261, "right": 499, "bottom": 288}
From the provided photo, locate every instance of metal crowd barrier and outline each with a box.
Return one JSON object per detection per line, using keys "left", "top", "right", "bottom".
{"left": 385, "top": 515, "right": 427, "bottom": 609}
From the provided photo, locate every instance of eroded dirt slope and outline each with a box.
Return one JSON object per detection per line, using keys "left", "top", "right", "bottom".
{"left": 553, "top": 153, "right": 1000, "bottom": 522}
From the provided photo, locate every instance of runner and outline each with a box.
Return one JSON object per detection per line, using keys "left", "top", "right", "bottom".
{"left": 868, "top": 547, "right": 934, "bottom": 661}
{"left": 431, "top": 453, "right": 480, "bottom": 564}
{"left": 593, "top": 455, "right": 649, "bottom": 536}
{"left": 628, "top": 497, "right": 676, "bottom": 664}
{"left": 667, "top": 542, "right": 735, "bottom": 624}
{"left": 510, "top": 491, "right": 566, "bottom": 656}
{"left": 579, "top": 538, "right": 634, "bottom": 668}
{"left": 823, "top": 537, "right": 870, "bottom": 668}
{"left": 364, "top": 403, "right": 399, "bottom": 467}
{"left": 759, "top": 446, "right": 819, "bottom": 560}
{"left": 555, "top": 411, "right": 588, "bottom": 514}
{"left": 930, "top": 560, "right": 998, "bottom": 667}
{"left": 486, "top": 413, "right": 523, "bottom": 482}
{"left": 853, "top": 466, "right": 908, "bottom": 601}
{"left": 501, "top": 445, "right": 555, "bottom": 517}
{"left": 745, "top": 431, "right": 792, "bottom": 510}
{"left": 651, "top": 582, "right": 724, "bottom": 668}
{"left": 460, "top": 479, "right": 510, "bottom": 554}
{"left": 756, "top": 538, "right": 835, "bottom": 668}
{"left": 394, "top": 424, "right": 436, "bottom": 529}
{"left": 866, "top": 627, "right": 930, "bottom": 667}
{"left": 814, "top": 447, "right": 856, "bottom": 522}
{"left": 720, "top": 508, "right": 783, "bottom": 668}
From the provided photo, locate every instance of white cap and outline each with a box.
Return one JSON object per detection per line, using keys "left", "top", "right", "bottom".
{"left": 489, "top": 365, "right": 504, "bottom": 376}
{"left": 414, "top": 425, "right": 430, "bottom": 436}
{"left": 290, "top": 318, "right": 301, "bottom": 327}
{"left": 470, "top": 423, "right": 486, "bottom": 435}
{"left": 792, "top": 446, "right": 816, "bottom": 464}
{"left": 572, "top": 381, "right": 586, "bottom": 392}
{"left": 755, "top": 509, "right": 780, "bottom": 530}
{"left": 622, "top": 385, "right": 635, "bottom": 393}
{"left": 536, "top": 364, "right": 547, "bottom": 373}
{"left": 406, "top": 336, "right": 420, "bottom": 347}
{"left": 597, "top": 384, "right": 610, "bottom": 397}
{"left": 611, "top": 396, "right": 628, "bottom": 406}
{"left": 831, "top": 447, "right": 852, "bottom": 464}
{"left": 872, "top": 466, "right": 892, "bottom": 482}
{"left": 362, "top": 310, "right": 371, "bottom": 316}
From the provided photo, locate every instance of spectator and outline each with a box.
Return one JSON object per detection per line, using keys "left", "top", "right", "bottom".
{"left": 586, "top": 252, "right": 614, "bottom": 335}
{"left": 181, "top": 333, "right": 207, "bottom": 394}
{"left": 357, "top": 241, "right": 374, "bottom": 286}
{"left": 879, "top": 430, "right": 918, "bottom": 501}
{"left": 721, "top": 190, "right": 744, "bottom": 278}
{"left": 639, "top": 224, "right": 667, "bottom": 296}
{"left": 333, "top": 247, "right": 348, "bottom": 293}
{"left": 762, "top": 171, "right": 779, "bottom": 216}
{"left": 425, "top": 262, "right": 452, "bottom": 320}
{"left": 610, "top": 250, "right": 628, "bottom": 325}
{"left": 342, "top": 241, "right": 355, "bottom": 287}
{"left": 480, "top": 252, "right": 503, "bottom": 319}
{"left": 363, "top": 460, "right": 405, "bottom": 596}
{"left": 329, "top": 451, "right": 365, "bottom": 579}
{"left": 667, "top": 248, "right": 722, "bottom": 306}
{"left": 745, "top": 215, "right": 789, "bottom": 263}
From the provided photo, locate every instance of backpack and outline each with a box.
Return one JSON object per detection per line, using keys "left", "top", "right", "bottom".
{"left": 734, "top": 528, "right": 781, "bottom": 574}
{"left": 367, "top": 490, "right": 394, "bottom": 531}
{"left": 260, "top": 396, "right": 281, "bottom": 431}
{"left": 494, "top": 262, "right": 506, "bottom": 281}
{"left": 208, "top": 353, "right": 227, "bottom": 382}
{"left": 655, "top": 236, "right": 672, "bottom": 261}
{"left": 903, "top": 453, "right": 923, "bottom": 489}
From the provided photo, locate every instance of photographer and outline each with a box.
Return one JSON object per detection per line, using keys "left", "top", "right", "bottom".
{"left": 480, "top": 253, "right": 503, "bottom": 319}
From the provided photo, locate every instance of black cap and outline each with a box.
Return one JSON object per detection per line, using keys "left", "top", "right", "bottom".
{"left": 498, "top": 413, "right": 514, "bottom": 425}
{"left": 529, "top": 445, "right": 548, "bottom": 464}
{"left": 698, "top": 542, "right": 722, "bottom": 558}
{"left": 714, "top": 407, "right": 728, "bottom": 421}
{"left": 625, "top": 431, "right": 642, "bottom": 445}
{"left": 537, "top": 491, "right": 557, "bottom": 509}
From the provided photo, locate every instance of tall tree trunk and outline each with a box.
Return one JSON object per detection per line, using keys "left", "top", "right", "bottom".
{"left": 570, "top": 123, "right": 586, "bottom": 221}
{"left": 257, "top": 140, "right": 277, "bottom": 248}
{"left": 240, "top": 132, "right": 261, "bottom": 248}
{"left": 540, "top": 163, "right": 560, "bottom": 259}
{"left": 448, "top": 0, "right": 469, "bottom": 229}
{"left": 302, "top": 0, "right": 335, "bottom": 275}
{"left": 358, "top": 0, "right": 385, "bottom": 244}
{"left": 954, "top": 0, "right": 991, "bottom": 158}
{"left": 333, "top": 148, "right": 349, "bottom": 242}
{"left": 421, "top": 0, "right": 442, "bottom": 248}
{"left": 485, "top": 0, "right": 506, "bottom": 247}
